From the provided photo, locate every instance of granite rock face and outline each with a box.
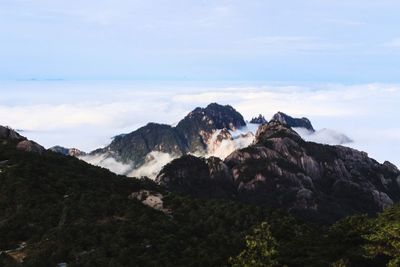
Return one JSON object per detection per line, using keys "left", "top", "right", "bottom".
{"left": 271, "top": 112, "right": 315, "bottom": 131}
{"left": 16, "top": 140, "right": 45, "bottom": 154}
{"left": 157, "top": 121, "right": 400, "bottom": 223}
{"left": 156, "top": 155, "right": 235, "bottom": 199}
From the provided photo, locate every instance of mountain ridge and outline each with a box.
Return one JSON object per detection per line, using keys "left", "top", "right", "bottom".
{"left": 157, "top": 120, "right": 400, "bottom": 223}
{"left": 81, "top": 103, "right": 247, "bottom": 174}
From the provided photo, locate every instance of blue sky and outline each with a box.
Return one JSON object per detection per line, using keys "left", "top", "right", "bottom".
{"left": 1, "top": 0, "right": 400, "bottom": 82}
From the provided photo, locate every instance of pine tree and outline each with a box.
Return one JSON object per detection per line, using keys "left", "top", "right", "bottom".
{"left": 230, "top": 222, "right": 280, "bottom": 267}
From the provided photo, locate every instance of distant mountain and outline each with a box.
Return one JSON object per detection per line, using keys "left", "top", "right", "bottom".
{"left": 83, "top": 103, "right": 247, "bottom": 175}
{"left": 77, "top": 105, "right": 357, "bottom": 178}
{"left": 249, "top": 114, "right": 268, "bottom": 124}
{"left": 49, "top": 146, "right": 86, "bottom": 157}
{"left": 175, "top": 103, "right": 246, "bottom": 153}
{"left": 272, "top": 111, "right": 315, "bottom": 131}
{"left": 157, "top": 120, "right": 400, "bottom": 223}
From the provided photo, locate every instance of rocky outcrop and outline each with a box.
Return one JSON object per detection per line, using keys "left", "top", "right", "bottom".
{"left": 16, "top": 140, "right": 45, "bottom": 154}
{"left": 49, "top": 146, "right": 86, "bottom": 157}
{"left": 272, "top": 112, "right": 314, "bottom": 131}
{"left": 157, "top": 121, "right": 400, "bottom": 223}
{"left": 250, "top": 114, "right": 268, "bottom": 124}
{"left": 129, "top": 190, "right": 169, "bottom": 214}
{"left": 0, "top": 125, "right": 45, "bottom": 154}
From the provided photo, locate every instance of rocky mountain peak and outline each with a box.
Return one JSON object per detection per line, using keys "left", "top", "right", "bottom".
{"left": 250, "top": 114, "right": 268, "bottom": 124}
{"left": 178, "top": 103, "right": 245, "bottom": 131}
{"left": 254, "top": 120, "right": 303, "bottom": 144}
{"left": 272, "top": 112, "right": 314, "bottom": 131}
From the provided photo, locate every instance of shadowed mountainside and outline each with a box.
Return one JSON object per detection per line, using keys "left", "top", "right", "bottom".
{"left": 157, "top": 120, "right": 400, "bottom": 223}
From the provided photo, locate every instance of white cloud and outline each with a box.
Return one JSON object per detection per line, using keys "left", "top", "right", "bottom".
{"left": 80, "top": 151, "right": 177, "bottom": 179}
{"left": 0, "top": 81, "right": 399, "bottom": 167}
{"left": 79, "top": 153, "right": 133, "bottom": 175}
{"left": 128, "top": 151, "right": 177, "bottom": 178}
{"left": 294, "top": 128, "right": 352, "bottom": 145}
{"left": 205, "top": 128, "right": 255, "bottom": 159}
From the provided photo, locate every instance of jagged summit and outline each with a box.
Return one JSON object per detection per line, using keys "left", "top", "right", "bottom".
{"left": 176, "top": 103, "right": 245, "bottom": 152}
{"left": 271, "top": 111, "right": 314, "bottom": 131}
{"left": 249, "top": 114, "right": 268, "bottom": 124}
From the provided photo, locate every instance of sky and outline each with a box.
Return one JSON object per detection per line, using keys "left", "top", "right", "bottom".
{"left": 1, "top": 0, "right": 400, "bottom": 82}
{"left": 0, "top": 2, "right": 399, "bottom": 167}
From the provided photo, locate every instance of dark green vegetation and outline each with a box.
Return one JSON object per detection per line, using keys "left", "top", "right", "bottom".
{"left": 0, "top": 138, "right": 264, "bottom": 266}
{"left": 1, "top": 128, "right": 400, "bottom": 266}
{"left": 231, "top": 206, "right": 400, "bottom": 267}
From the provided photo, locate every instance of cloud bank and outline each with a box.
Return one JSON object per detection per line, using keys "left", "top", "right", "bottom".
{"left": 294, "top": 128, "right": 353, "bottom": 145}
{"left": 0, "top": 81, "right": 399, "bottom": 167}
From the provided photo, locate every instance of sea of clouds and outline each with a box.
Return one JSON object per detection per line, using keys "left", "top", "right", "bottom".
{"left": 0, "top": 81, "right": 399, "bottom": 170}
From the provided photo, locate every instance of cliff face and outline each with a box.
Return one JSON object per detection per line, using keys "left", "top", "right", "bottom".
{"left": 157, "top": 121, "right": 400, "bottom": 223}
{"left": 156, "top": 155, "right": 235, "bottom": 199}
